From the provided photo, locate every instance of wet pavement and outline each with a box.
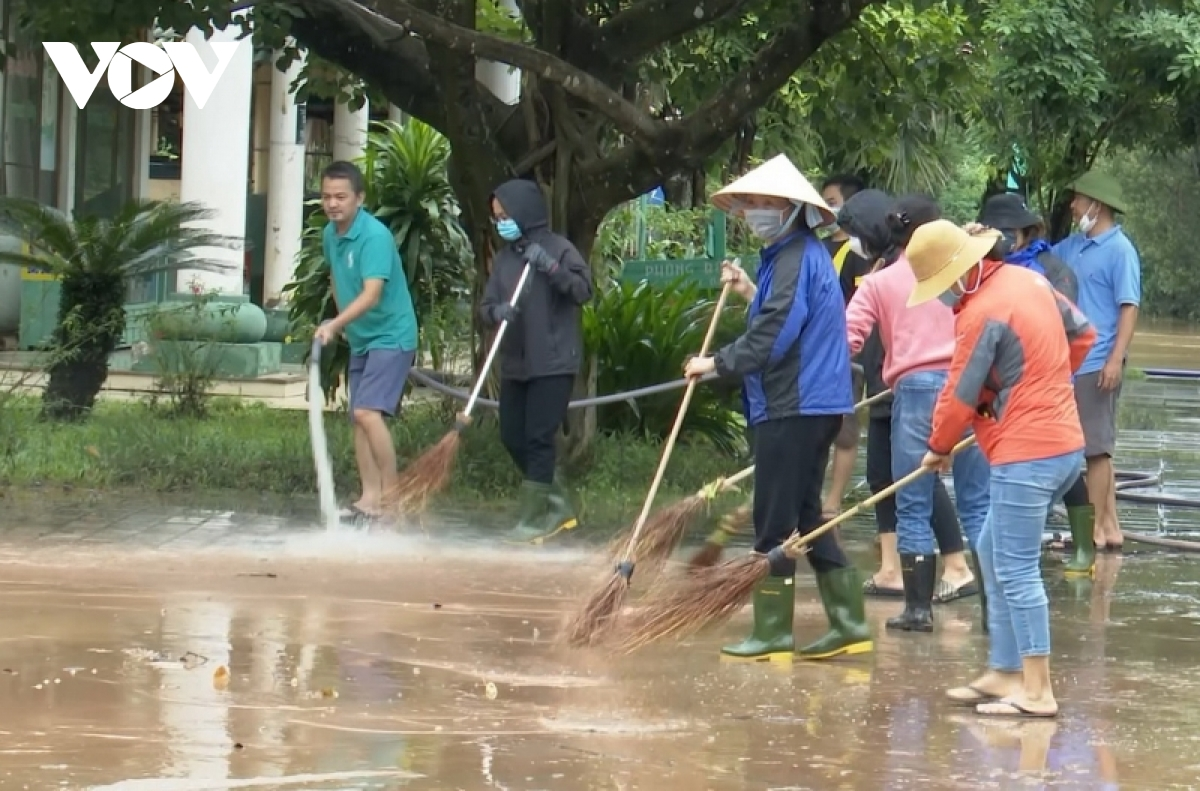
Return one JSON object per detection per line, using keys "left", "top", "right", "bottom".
{"left": 1, "top": 380, "right": 1198, "bottom": 790}
{"left": 2, "top": 511, "right": 1200, "bottom": 790}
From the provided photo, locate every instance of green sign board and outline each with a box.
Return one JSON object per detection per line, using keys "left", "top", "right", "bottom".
{"left": 620, "top": 256, "right": 759, "bottom": 288}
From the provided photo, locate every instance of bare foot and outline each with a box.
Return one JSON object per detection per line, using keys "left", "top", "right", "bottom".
{"left": 865, "top": 572, "right": 902, "bottom": 592}
{"left": 946, "top": 670, "right": 1023, "bottom": 704}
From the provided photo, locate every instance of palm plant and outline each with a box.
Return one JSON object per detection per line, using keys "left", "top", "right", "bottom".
{"left": 0, "top": 199, "right": 237, "bottom": 421}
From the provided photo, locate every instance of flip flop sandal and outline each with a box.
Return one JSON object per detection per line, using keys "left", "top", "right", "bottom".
{"left": 862, "top": 578, "right": 904, "bottom": 598}
{"left": 975, "top": 698, "right": 1058, "bottom": 719}
{"left": 933, "top": 578, "right": 979, "bottom": 604}
{"left": 946, "top": 685, "right": 1000, "bottom": 706}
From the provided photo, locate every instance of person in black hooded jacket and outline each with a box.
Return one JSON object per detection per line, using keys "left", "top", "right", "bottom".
{"left": 837, "top": 191, "right": 981, "bottom": 610}
{"left": 480, "top": 179, "right": 594, "bottom": 542}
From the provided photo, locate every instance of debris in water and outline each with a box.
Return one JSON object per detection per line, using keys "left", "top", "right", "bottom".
{"left": 181, "top": 652, "right": 209, "bottom": 670}
{"left": 213, "top": 666, "right": 230, "bottom": 690}
{"left": 319, "top": 687, "right": 338, "bottom": 698}
{"left": 485, "top": 682, "right": 498, "bottom": 700}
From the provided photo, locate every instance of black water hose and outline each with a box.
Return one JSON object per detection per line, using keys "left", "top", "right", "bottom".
{"left": 408, "top": 362, "right": 865, "bottom": 411}
{"left": 408, "top": 368, "right": 722, "bottom": 410}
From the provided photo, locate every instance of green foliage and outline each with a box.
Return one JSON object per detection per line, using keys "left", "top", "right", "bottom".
{"left": 0, "top": 198, "right": 237, "bottom": 420}
{"left": 1102, "top": 147, "right": 1200, "bottom": 320}
{"left": 583, "top": 279, "right": 746, "bottom": 455}
{"left": 592, "top": 203, "right": 714, "bottom": 277}
{"left": 283, "top": 120, "right": 473, "bottom": 402}
{"left": 0, "top": 397, "right": 735, "bottom": 533}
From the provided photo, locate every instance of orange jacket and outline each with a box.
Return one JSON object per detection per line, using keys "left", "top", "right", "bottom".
{"left": 929, "top": 260, "right": 1096, "bottom": 465}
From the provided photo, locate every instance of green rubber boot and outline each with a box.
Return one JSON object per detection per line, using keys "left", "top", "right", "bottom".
{"left": 506, "top": 481, "right": 551, "bottom": 542}
{"left": 798, "top": 567, "right": 874, "bottom": 660}
{"left": 540, "top": 477, "right": 580, "bottom": 541}
{"left": 720, "top": 575, "right": 795, "bottom": 662}
{"left": 1063, "top": 505, "right": 1097, "bottom": 577}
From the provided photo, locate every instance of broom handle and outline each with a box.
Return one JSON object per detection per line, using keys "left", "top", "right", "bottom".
{"left": 782, "top": 435, "right": 977, "bottom": 557}
{"left": 619, "top": 280, "right": 733, "bottom": 559}
{"left": 693, "top": 388, "right": 894, "bottom": 498}
{"left": 463, "top": 263, "right": 533, "bottom": 418}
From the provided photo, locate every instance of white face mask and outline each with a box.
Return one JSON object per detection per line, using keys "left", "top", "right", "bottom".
{"left": 939, "top": 260, "right": 985, "bottom": 307}
{"left": 1077, "top": 201, "right": 1099, "bottom": 234}
{"left": 744, "top": 204, "right": 801, "bottom": 240}
{"left": 848, "top": 237, "right": 868, "bottom": 258}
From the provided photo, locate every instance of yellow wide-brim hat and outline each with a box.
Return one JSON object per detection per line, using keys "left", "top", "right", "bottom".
{"left": 906, "top": 219, "right": 1002, "bottom": 307}
{"left": 711, "top": 154, "right": 832, "bottom": 219}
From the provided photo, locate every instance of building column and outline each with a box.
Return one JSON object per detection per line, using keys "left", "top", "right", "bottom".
{"left": 176, "top": 21, "right": 254, "bottom": 296}
{"left": 263, "top": 49, "right": 307, "bottom": 305}
{"left": 475, "top": 0, "right": 521, "bottom": 104}
{"left": 388, "top": 104, "right": 406, "bottom": 124}
{"left": 332, "top": 95, "right": 369, "bottom": 163}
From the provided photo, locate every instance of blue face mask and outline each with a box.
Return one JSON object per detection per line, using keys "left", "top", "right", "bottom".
{"left": 937, "top": 290, "right": 962, "bottom": 308}
{"left": 496, "top": 218, "right": 521, "bottom": 241}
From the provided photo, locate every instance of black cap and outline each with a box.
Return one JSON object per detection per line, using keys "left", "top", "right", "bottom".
{"left": 978, "top": 193, "right": 1042, "bottom": 230}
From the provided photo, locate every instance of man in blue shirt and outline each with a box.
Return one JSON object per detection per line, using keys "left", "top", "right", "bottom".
{"left": 1052, "top": 171, "right": 1141, "bottom": 553}
{"left": 314, "top": 161, "right": 419, "bottom": 520}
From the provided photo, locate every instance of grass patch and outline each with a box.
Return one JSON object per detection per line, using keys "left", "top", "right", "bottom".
{"left": 0, "top": 396, "right": 746, "bottom": 533}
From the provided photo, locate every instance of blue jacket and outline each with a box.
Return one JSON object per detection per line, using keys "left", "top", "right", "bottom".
{"left": 714, "top": 230, "right": 854, "bottom": 426}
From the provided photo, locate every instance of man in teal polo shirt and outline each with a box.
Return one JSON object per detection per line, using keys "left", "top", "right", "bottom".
{"left": 314, "top": 161, "right": 418, "bottom": 519}
{"left": 1052, "top": 170, "right": 1141, "bottom": 554}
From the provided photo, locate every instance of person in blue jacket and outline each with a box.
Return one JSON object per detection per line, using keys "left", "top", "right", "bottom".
{"left": 685, "top": 154, "right": 868, "bottom": 662}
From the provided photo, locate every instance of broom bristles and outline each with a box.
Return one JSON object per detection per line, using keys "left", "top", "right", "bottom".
{"left": 605, "top": 495, "right": 710, "bottom": 568}
{"left": 686, "top": 541, "right": 726, "bottom": 571}
{"left": 610, "top": 553, "right": 770, "bottom": 655}
{"left": 387, "top": 430, "right": 461, "bottom": 515}
{"left": 561, "top": 572, "right": 629, "bottom": 648}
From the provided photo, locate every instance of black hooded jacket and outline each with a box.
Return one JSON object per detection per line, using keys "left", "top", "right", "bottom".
{"left": 837, "top": 189, "right": 898, "bottom": 419}
{"left": 480, "top": 179, "right": 594, "bottom": 381}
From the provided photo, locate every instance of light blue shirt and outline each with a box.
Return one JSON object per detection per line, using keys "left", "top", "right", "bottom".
{"left": 1051, "top": 226, "right": 1140, "bottom": 375}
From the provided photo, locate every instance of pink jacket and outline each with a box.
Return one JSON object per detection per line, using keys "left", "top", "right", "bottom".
{"left": 845, "top": 254, "right": 956, "bottom": 388}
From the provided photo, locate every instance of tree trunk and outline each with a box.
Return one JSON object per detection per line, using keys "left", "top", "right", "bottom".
{"left": 41, "top": 271, "right": 126, "bottom": 421}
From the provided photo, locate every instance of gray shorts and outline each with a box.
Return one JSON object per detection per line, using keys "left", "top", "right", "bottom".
{"left": 348, "top": 348, "right": 415, "bottom": 421}
{"left": 1073, "top": 370, "right": 1120, "bottom": 458}
{"left": 834, "top": 365, "right": 865, "bottom": 450}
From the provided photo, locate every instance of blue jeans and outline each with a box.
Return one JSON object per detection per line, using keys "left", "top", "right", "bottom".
{"left": 978, "top": 450, "right": 1084, "bottom": 670}
{"left": 891, "top": 371, "right": 990, "bottom": 555}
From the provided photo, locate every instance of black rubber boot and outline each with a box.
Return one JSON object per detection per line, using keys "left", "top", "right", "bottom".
{"left": 797, "top": 567, "right": 873, "bottom": 660}
{"left": 970, "top": 550, "right": 988, "bottom": 633}
{"left": 720, "top": 575, "right": 795, "bottom": 662}
{"left": 1063, "top": 504, "right": 1097, "bottom": 576}
{"left": 885, "top": 554, "right": 935, "bottom": 632}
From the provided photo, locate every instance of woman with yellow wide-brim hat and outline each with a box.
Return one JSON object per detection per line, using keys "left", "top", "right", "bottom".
{"left": 906, "top": 219, "right": 1096, "bottom": 718}
{"left": 684, "top": 154, "right": 867, "bottom": 663}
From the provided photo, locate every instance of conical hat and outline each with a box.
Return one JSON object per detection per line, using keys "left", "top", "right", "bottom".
{"left": 711, "top": 154, "right": 831, "bottom": 214}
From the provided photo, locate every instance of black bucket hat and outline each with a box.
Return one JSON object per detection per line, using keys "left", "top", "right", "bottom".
{"left": 978, "top": 193, "right": 1042, "bottom": 230}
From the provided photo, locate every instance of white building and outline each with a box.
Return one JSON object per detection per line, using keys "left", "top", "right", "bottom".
{"left": 0, "top": 4, "right": 520, "bottom": 354}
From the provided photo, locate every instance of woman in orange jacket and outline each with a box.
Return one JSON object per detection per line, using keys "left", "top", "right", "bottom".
{"left": 905, "top": 220, "right": 1096, "bottom": 719}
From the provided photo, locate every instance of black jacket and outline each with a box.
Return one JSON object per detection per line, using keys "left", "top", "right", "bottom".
{"left": 480, "top": 179, "right": 593, "bottom": 381}
{"left": 838, "top": 189, "right": 899, "bottom": 419}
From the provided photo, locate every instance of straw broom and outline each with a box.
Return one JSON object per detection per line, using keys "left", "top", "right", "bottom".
{"left": 611, "top": 435, "right": 977, "bottom": 654}
{"left": 388, "top": 263, "right": 533, "bottom": 514}
{"left": 562, "top": 280, "right": 733, "bottom": 648}
{"left": 606, "top": 465, "right": 755, "bottom": 573}
{"left": 684, "top": 387, "right": 895, "bottom": 570}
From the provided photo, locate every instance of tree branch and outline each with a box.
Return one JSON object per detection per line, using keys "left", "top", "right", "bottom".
{"left": 598, "top": 0, "right": 752, "bottom": 64}
{"left": 288, "top": 0, "right": 447, "bottom": 130}
{"left": 677, "top": 0, "right": 873, "bottom": 158}
{"left": 338, "top": 0, "right": 663, "bottom": 143}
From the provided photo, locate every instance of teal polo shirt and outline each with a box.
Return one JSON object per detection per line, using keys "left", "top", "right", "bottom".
{"left": 323, "top": 208, "right": 418, "bottom": 356}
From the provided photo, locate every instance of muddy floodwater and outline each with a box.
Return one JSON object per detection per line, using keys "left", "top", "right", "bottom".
{"left": 1, "top": 374, "right": 1199, "bottom": 789}
{"left": 1, "top": 526, "right": 1199, "bottom": 789}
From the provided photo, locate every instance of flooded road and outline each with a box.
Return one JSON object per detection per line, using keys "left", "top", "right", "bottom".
{"left": 1, "top": 540, "right": 1199, "bottom": 790}
{"left": 0, "top": 348, "right": 1198, "bottom": 789}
